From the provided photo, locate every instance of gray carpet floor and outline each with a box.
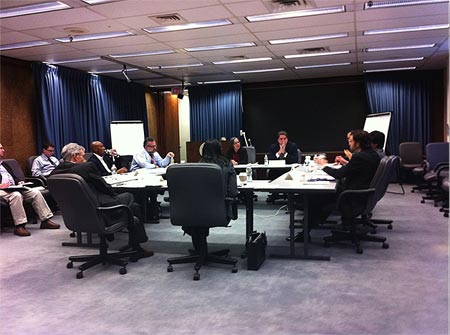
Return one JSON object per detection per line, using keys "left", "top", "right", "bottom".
{"left": 0, "top": 184, "right": 448, "bottom": 335}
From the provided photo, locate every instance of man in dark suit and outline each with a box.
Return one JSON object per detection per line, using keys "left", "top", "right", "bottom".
{"left": 89, "top": 141, "right": 127, "bottom": 176}
{"left": 288, "top": 130, "right": 381, "bottom": 242}
{"left": 51, "top": 143, "right": 153, "bottom": 258}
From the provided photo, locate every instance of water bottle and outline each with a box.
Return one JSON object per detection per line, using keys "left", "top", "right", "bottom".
{"left": 111, "top": 164, "right": 117, "bottom": 175}
{"left": 246, "top": 166, "right": 253, "bottom": 182}
{"left": 264, "top": 154, "right": 269, "bottom": 166}
{"left": 170, "top": 156, "right": 174, "bottom": 165}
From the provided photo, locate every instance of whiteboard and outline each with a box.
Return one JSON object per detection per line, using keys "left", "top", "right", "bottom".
{"left": 110, "top": 121, "right": 145, "bottom": 156}
{"left": 363, "top": 112, "right": 391, "bottom": 150}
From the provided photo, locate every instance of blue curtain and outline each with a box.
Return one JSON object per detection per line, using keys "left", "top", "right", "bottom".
{"left": 364, "top": 72, "right": 434, "bottom": 155}
{"left": 32, "top": 62, "right": 147, "bottom": 156}
{"left": 188, "top": 83, "right": 242, "bottom": 141}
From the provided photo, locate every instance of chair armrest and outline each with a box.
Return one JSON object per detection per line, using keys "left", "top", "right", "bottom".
{"left": 336, "top": 188, "right": 375, "bottom": 206}
{"left": 25, "top": 176, "right": 47, "bottom": 187}
{"left": 97, "top": 204, "right": 135, "bottom": 232}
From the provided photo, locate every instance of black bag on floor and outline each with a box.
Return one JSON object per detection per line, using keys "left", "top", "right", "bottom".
{"left": 246, "top": 231, "right": 267, "bottom": 270}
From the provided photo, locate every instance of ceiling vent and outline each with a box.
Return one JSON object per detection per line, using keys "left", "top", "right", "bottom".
{"left": 298, "top": 47, "right": 329, "bottom": 54}
{"left": 150, "top": 13, "right": 185, "bottom": 24}
{"left": 265, "top": 0, "right": 315, "bottom": 12}
{"left": 63, "top": 27, "right": 89, "bottom": 35}
{"left": 225, "top": 55, "right": 247, "bottom": 60}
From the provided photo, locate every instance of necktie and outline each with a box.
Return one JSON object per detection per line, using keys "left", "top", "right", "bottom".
{"left": 48, "top": 158, "right": 56, "bottom": 166}
{"left": 150, "top": 154, "right": 155, "bottom": 165}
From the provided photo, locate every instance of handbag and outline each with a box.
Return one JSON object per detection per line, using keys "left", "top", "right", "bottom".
{"left": 246, "top": 231, "right": 267, "bottom": 270}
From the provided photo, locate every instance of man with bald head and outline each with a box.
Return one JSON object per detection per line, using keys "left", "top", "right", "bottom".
{"left": 89, "top": 141, "right": 127, "bottom": 176}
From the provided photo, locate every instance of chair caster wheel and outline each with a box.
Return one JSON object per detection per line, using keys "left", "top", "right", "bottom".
{"left": 420, "top": 200, "right": 425, "bottom": 203}
{"left": 130, "top": 256, "right": 138, "bottom": 263}
{"left": 167, "top": 265, "right": 173, "bottom": 272}
{"left": 356, "top": 247, "right": 363, "bottom": 254}
{"left": 76, "top": 272, "right": 83, "bottom": 279}
{"left": 193, "top": 273, "right": 200, "bottom": 281}
{"left": 70, "top": 232, "right": 76, "bottom": 237}
{"left": 382, "top": 242, "right": 389, "bottom": 249}
{"left": 232, "top": 267, "right": 238, "bottom": 273}
{"left": 67, "top": 262, "right": 73, "bottom": 269}
{"left": 119, "top": 267, "right": 127, "bottom": 275}
{"left": 388, "top": 224, "right": 393, "bottom": 229}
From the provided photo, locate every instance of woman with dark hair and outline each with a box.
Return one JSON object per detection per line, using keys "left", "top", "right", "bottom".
{"left": 225, "top": 137, "right": 248, "bottom": 166}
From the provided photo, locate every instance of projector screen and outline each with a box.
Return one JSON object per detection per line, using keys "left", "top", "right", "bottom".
{"left": 363, "top": 113, "right": 391, "bottom": 150}
{"left": 110, "top": 121, "right": 144, "bottom": 156}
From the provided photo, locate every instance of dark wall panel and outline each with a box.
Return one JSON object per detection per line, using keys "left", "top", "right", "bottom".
{"left": 242, "top": 78, "right": 369, "bottom": 153}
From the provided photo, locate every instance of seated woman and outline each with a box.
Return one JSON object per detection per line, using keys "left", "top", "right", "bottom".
{"left": 225, "top": 137, "right": 248, "bottom": 166}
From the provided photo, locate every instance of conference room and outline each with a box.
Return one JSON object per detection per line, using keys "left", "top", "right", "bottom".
{"left": 0, "top": 0, "right": 448, "bottom": 334}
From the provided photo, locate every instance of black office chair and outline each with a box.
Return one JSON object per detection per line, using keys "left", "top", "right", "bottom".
{"left": 398, "top": 142, "right": 423, "bottom": 185}
{"left": 242, "top": 146, "right": 256, "bottom": 163}
{"left": 166, "top": 163, "right": 238, "bottom": 280}
{"left": 47, "top": 173, "right": 138, "bottom": 279}
{"left": 323, "top": 156, "right": 390, "bottom": 254}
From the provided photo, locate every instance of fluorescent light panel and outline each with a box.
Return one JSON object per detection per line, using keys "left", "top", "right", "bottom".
{"left": 364, "top": 24, "right": 449, "bottom": 35}
{"left": 149, "top": 83, "right": 191, "bottom": 88}
{"left": 364, "top": 67, "right": 416, "bottom": 73}
{"left": 55, "top": 31, "right": 134, "bottom": 42}
{"left": 364, "top": 0, "right": 448, "bottom": 10}
{"left": 143, "top": 19, "right": 231, "bottom": 34}
{"left": 284, "top": 50, "right": 350, "bottom": 59}
{"left": 90, "top": 68, "right": 138, "bottom": 74}
{"left": 46, "top": 57, "right": 101, "bottom": 64}
{"left": 363, "top": 57, "right": 424, "bottom": 64}
{"left": 184, "top": 42, "right": 256, "bottom": 52}
{"left": 0, "top": 40, "right": 50, "bottom": 51}
{"left": 294, "top": 62, "right": 351, "bottom": 69}
{"left": 245, "top": 5, "right": 345, "bottom": 22}
{"left": 213, "top": 57, "right": 272, "bottom": 65}
{"left": 197, "top": 80, "right": 241, "bottom": 84}
{"left": 0, "top": 1, "right": 71, "bottom": 19}
{"left": 148, "top": 63, "right": 203, "bottom": 70}
{"left": 81, "top": 0, "right": 116, "bottom": 4}
{"left": 269, "top": 33, "right": 348, "bottom": 45}
{"left": 233, "top": 68, "right": 285, "bottom": 74}
{"left": 109, "top": 50, "right": 175, "bottom": 58}
{"left": 365, "top": 43, "right": 436, "bottom": 52}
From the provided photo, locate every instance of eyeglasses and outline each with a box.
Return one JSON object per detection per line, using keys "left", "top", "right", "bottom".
{"left": 145, "top": 144, "right": 157, "bottom": 148}
{"left": 45, "top": 149, "right": 55, "bottom": 152}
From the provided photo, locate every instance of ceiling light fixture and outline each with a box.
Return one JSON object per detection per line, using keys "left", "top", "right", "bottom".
{"left": 364, "top": 0, "right": 448, "bottom": 10}
{"left": 233, "top": 68, "right": 285, "bottom": 74}
{"left": 364, "top": 43, "right": 436, "bottom": 52}
{"left": 143, "top": 19, "right": 232, "bottom": 34}
{"left": 0, "top": 1, "right": 71, "bottom": 19}
{"left": 148, "top": 63, "right": 203, "bottom": 69}
{"left": 245, "top": 5, "right": 345, "bottom": 22}
{"left": 55, "top": 31, "right": 134, "bottom": 43}
{"left": 81, "top": 0, "right": 116, "bottom": 4}
{"left": 184, "top": 42, "right": 256, "bottom": 52}
{"left": 45, "top": 56, "right": 101, "bottom": 64}
{"left": 90, "top": 68, "right": 138, "bottom": 74}
{"left": 213, "top": 57, "right": 272, "bottom": 65}
{"left": 0, "top": 40, "right": 50, "bottom": 51}
{"left": 269, "top": 33, "right": 349, "bottom": 45}
{"left": 121, "top": 65, "right": 132, "bottom": 83}
{"left": 178, "top": 80, "right": 185, "bottom": 99}
{"left": 294, "top": 62, "right": 351, "bottom": 69}
{"left": 364, "top": 67, "right": 416, "bottom": 73}
{"left": 197, "top": 80, "right": 241, "bottom": 84}
{"left": 284, "top": 50, "right": 350, "bottom": 59}
{"left": 108, "top": 50, "right": 175, "bottom": 58}
{"left": 363, "top": 57, "right": 424, "bottom": 64}
{"left": 364, "top": 23, "right": 449, "bottom": 35}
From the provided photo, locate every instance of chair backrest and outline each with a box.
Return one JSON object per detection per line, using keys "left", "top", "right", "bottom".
{"left": 47, "top": 173, "right": 128, "bottom": 234}
{"left": 425, "top": 142, "right": 449, "bottom": 171}
{"left": 26, "top": 155, "right": 38, "bottom": 177}
{"left": 398, "top": 142, "right": 423, "bottom": 167}
{"left": 363, "top": 156, "right": 394, "bottom": 214}
{"left": 297, "top": 148, "right": 302, "bottom": 164}
{"left": 2, "top": 159, "right": 26, "bottom": 180}
{"left": 166, "top": 163, "right": 229, "bottom": 228}
{"left": 242, "top": 146, "right": 256, "bottom": 163}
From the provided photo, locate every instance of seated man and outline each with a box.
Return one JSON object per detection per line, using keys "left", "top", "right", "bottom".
{"left": 31, "top": 142, "right": 60, "bottom": 178}
{"left": 89, "top": 140, "right": 127, "bottom": 176}
{"left": 0, "top": 143, "right": 60, "bottom": 237}
{"left": 369, "top": 130, "right": 386, "bottom": 158}
{"left": 51, "top": 143, "right": 153, "bottom": 258}
{"left": 130, "top": 137, "right": 174, "bottom": 171}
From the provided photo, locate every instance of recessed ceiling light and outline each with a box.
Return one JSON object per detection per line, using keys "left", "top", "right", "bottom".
{"left": 55, "top": 31, "right": 134, "bottom": 42}
{"left": 269, "top": 33, "right": 348, "bottom": 45}
{"left": 284, "top": 50, "right": 350, "bottom": 59}
{"left": 364, "top": 0, "right": 448, "bottom": 10}
{"left": 245, "top": 6, "right": 345, "bottom": 22}
{"left": 233, "top": 68, "right": 285, "bottom": 74}
{"left": 108, "top": 50, "right": 175, "bottom": 58}
{"left": 294, "top": 62, "right": 351, "bottom": 69}
{"left": 148, "top": 63, "right": 204, "bottom": 70}
{"left": 364, "top": 23, "right": 449, "bottom": 35}
{"left": 81, "top": 0, "right": 116, "bottom": 4}
{"left": 143, "top": 19, "right": 232, "bottom": 34}
{"left": 46, "top": 57, "right": 101, "bottom": 64}
{"left": 364, "top": 67, "right": 416, "bottom": 73}
{"left": 197, "top": 80, "right": 241, "bottom": 84}
{"left": 0, "top": 40, "right": 50, "bottom": 51}
{"left": 363, "top": 57, "right": 424, "bottom": 64}
{"left": 185, "top": 42, "right": 256, "bottom": 52}
{"left": 213, "top": 57, "right": 272, "bottom": 65}
{"left": 365, "top": 43, "right": 436, "bottom": 52}
{"left": 0, "top": 1, "right": 71, "bottom": 19}
{"left": 90, "top": 68, "right": 138, "bottom": 74}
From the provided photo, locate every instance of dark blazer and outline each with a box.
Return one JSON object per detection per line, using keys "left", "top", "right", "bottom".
{"left": 225, "top": 147, "right": 248, "bottom": 165}
{"left": 0, "top": 162, "right": 21, "bottom": 184}
{"left": 268, "top": 141, "right": 299, "bottom": 164}
{"left": 51, "top": 161, "right": 120, "bottom": 206}
{"left": 88, "top": 154, "right": 124, "bottom": 176}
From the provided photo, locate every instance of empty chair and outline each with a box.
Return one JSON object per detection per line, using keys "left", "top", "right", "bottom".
{"left": 166, "top": 163, "right": 238, "bottom": 280}
{"left": 242, "top": 146, "right": 256, "bottom": 163}
{"left": 47, "top": 173, "right": 138, "bottom": 279}
{"left": 398, "top": 142, "right": 423, "bottom": 184}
